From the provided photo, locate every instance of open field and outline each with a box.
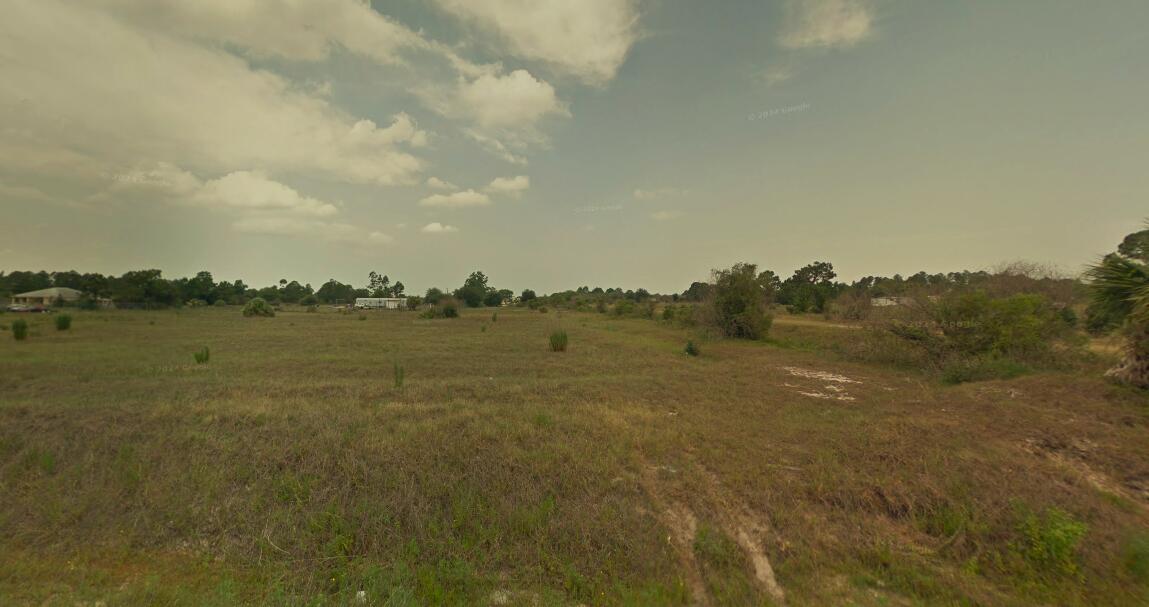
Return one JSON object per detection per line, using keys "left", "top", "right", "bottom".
{"left": 2, "top": 308, "right": 1148, "bottom": 606}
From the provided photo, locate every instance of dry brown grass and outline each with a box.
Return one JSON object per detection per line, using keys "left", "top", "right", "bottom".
{"left": 1, "top": 308, "right": 1147, "bottom": 605}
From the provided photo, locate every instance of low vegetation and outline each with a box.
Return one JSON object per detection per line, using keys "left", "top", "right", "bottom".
{"left": 54, "top": 314, "right": 72, "bottom": 331}
{"left": 242, "top": 297, "right": 275, "bottom": 318}
{"left": 548, "top": 329, "right": 568, "bottom": 352}
{"left": 10, "top": 319, "right": 27, "bottom": 341}
{"left": 193, "top": 346, "right": 210, "bottom": 365}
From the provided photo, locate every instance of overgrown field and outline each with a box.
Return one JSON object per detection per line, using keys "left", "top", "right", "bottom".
{"left": 1, "top": 308, "right": 1148, "bottom": 605}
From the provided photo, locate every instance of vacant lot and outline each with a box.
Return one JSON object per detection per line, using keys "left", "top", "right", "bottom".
{"left": 1, "top": 308, "right": 1147, "bottom": 605}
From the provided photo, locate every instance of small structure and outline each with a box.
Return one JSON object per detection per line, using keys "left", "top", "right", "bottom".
{"left": 354, "top": 297, "right": 406, "bottom": 310}
{"left": 11, "top": 287, "right": 83, "bottom": 306}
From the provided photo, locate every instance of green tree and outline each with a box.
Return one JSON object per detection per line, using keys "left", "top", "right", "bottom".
{"left": 1087, "top": 226, "right": 1149, "bottom": 387}
{"left": 455, "top": 271, "right": 489, "bottom": 307}
{"left": 710, "top": 262, "right": 773, "bottom": 339}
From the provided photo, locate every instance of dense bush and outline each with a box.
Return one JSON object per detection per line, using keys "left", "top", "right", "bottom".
{"left": 11, "top": 319, "right": 28, "bottom": 341}
{"left": 709, "top": 263, "right": 773, "bottom": 339}
{"left": 242, "top": 297, "right": 275, "bottom": 317}
{"left": 55, "top": 314, "right": 72, "bottom": 331}
{"left": 213, "top": 299, "right": 227, "bottom": 307}
{"left": 684, "top": 340, "right": 700, "bottom": 356}
{"left": 420, "top": 299, "right": 459, "bottom": 319}
{"left": 933, "top": 292, "right": 1073, "bottom": 361}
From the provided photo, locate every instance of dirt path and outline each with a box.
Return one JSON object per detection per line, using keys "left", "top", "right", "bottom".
{"left": 638, "top": 455, "right": 786, "bottom": 606}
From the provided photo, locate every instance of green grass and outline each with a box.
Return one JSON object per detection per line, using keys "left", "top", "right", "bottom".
{"left": 1, "top": 308, "right": 1147, "bottom": 605}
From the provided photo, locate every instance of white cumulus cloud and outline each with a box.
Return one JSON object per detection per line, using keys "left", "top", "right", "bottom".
{"left": 485, "top": 175, "right": 530, "bottom": 197}
{"left": 421, "top": 222, "right": 459, "bottom": 234}
{"left": 418, "top": 190, "right": 492, "bottom": 208}
{"left": 432, "top": 0, "right": 641, "bottom": 85}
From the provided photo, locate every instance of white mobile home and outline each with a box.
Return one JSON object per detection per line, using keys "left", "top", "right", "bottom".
{"left": 354, "top": 297, "right": 406, "bottom": 310}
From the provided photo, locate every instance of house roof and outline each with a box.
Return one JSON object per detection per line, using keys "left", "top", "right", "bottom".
{"left": 13, "top": 287, "right": 83, "bottom": 298}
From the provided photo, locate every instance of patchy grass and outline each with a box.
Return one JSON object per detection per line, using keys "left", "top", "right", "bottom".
{"left": 0, "top": 308, "right": 1147, "bottom": 605}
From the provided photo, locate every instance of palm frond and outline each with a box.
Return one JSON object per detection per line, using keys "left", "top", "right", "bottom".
{"left": 1086, "top": 254, "right": 1149, "bottom": 323}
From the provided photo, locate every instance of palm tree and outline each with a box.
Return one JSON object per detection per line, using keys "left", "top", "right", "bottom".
{"left": 1086, "top": 226, "right": 1149, "bottom": 388}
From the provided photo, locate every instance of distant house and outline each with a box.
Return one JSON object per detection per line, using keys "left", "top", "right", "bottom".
{"left": 354, "top": 297, "right": 406, "bottom": 310}
{"left": 11, "top": 287, "right": 83, "bottom": 306}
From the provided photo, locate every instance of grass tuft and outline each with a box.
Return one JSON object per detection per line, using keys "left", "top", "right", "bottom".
{"left": 193, "top": 346, "right": 210, "bottom": 364}
{"left": 393, "top": 362, "right": 405, "bottom": 389}
{"left": 549, "top": 329, "right": 568, "bottom": 352}
{"left": 684, "top": 340, "right": 700, "bottom": 356}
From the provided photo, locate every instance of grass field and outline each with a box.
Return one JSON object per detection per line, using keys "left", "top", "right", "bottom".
{"left": 1, "top": 307, "right": 1148, "bottom": 605}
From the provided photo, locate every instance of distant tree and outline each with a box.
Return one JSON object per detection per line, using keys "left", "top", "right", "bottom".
{"left": 521, "top": 289, "right": 537, "bottom": 302}
{"left": 483, "top": 290, "right": 504, "bottom": 307}
{"left": 682, "top": 281, "right": 711, "bottom": 302}
{"left": 368, "top": 271, "right": 391, "bottom": 297}
{"left": 392, "top": 281, "right": 405, "bottom": 297}
{"left": 455, "top": 271, "right": 489, "bottom": 307}
{"left": 424, "top": 287, "right": 445, "bottom": 305}
{"left": 316, "top": 279, "right": 356, "bottom": 304}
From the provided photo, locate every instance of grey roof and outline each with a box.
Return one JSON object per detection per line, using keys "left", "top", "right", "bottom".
{"left": 13, "top": 287, "right": 83, "bottom": 298}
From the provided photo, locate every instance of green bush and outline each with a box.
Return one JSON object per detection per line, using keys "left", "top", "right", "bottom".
{"left": 595, "top": 300, "right": 608, "bottom": 314}
{"left": 11, "top": 319, "right": 28, "bottom": 341}
{"left": 54, "top": 314, "right": 72, "bottom": 331}
{"left": 549, "top": 330, "right": 568, "bottom": 352}
{"left": 710, "top": 262, "right": 773, "bottom": 340}
{"left": 935, "top": 292, "right": 1070, "bottom": 360}
{"left": 242, "top": 297, "right": 275, "bottom": 317}
{"left": 193, "top": 347, "right": 210, "bottom": 364}
{"left": 420, "top": 299, "right": 459, "bottom": 319}
{"left": 1014, "top": 507, "right": 1087, "bottom": 579}
{"left": 685, "top": 340, "right": 700, "bottom": 356}
{"left": 213, "top": 299, "right": 228, "bottom": 307}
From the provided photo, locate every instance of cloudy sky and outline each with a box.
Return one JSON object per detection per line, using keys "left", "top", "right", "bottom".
{"left": 2, "top": 0, "right": 1147, "bottom": 293}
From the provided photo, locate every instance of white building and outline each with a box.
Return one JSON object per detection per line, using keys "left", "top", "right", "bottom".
{"left": 354, "top": 297, "right": 406, "bottom": 310}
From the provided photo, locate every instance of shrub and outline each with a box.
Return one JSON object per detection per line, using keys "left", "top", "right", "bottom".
{"left": 393, "top": 362, "right": 405, "bottom": 389}
{"left": 612, "top": 300, "right": 635, "bottom": 316}
{"left": 306, "top": 305, "right": 318, "bottom": 313}
{"left": 12, "top": 319, "right": 28, "bottom": 341}
{"left": 406, "top": 296, "right": 423, "bottom": 310}
{"left": 549, "top": 330, "right": 568, "bottom": 352}
{"left": 420, "top": 299, "right": 459, "bottom": 319}
{"left": 538, "top": 306, "right": 548, "bottom": 314}
{"left": 1014, "top": 507, "right": 1087, "bottom": 579}
{"left": 491, "top": 312, "right": 498, "bottom": 322}
{"left": 709, "top": 263, "right": 773, "bottom": 339}
{"left": 242, "top": 297, "right": 275, "bottom": 317}
{"left": 55, "top": 314, "right": 72, "bottom": 331}
{"left": 213, "top": 299, "right": 227, "bottom": 307}
{"left": 685, "top": 340, "right": 700, "bottom": 356}
{"left": 595, "top": 300, "right": 608, "bottom": 314}
{"left": 193, "top": 347, "right": 210, "bottom": 364}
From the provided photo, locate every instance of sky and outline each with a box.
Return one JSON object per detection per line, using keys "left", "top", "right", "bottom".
{"left": 1, "top": 0, "right": 1147, "bottom": 294}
